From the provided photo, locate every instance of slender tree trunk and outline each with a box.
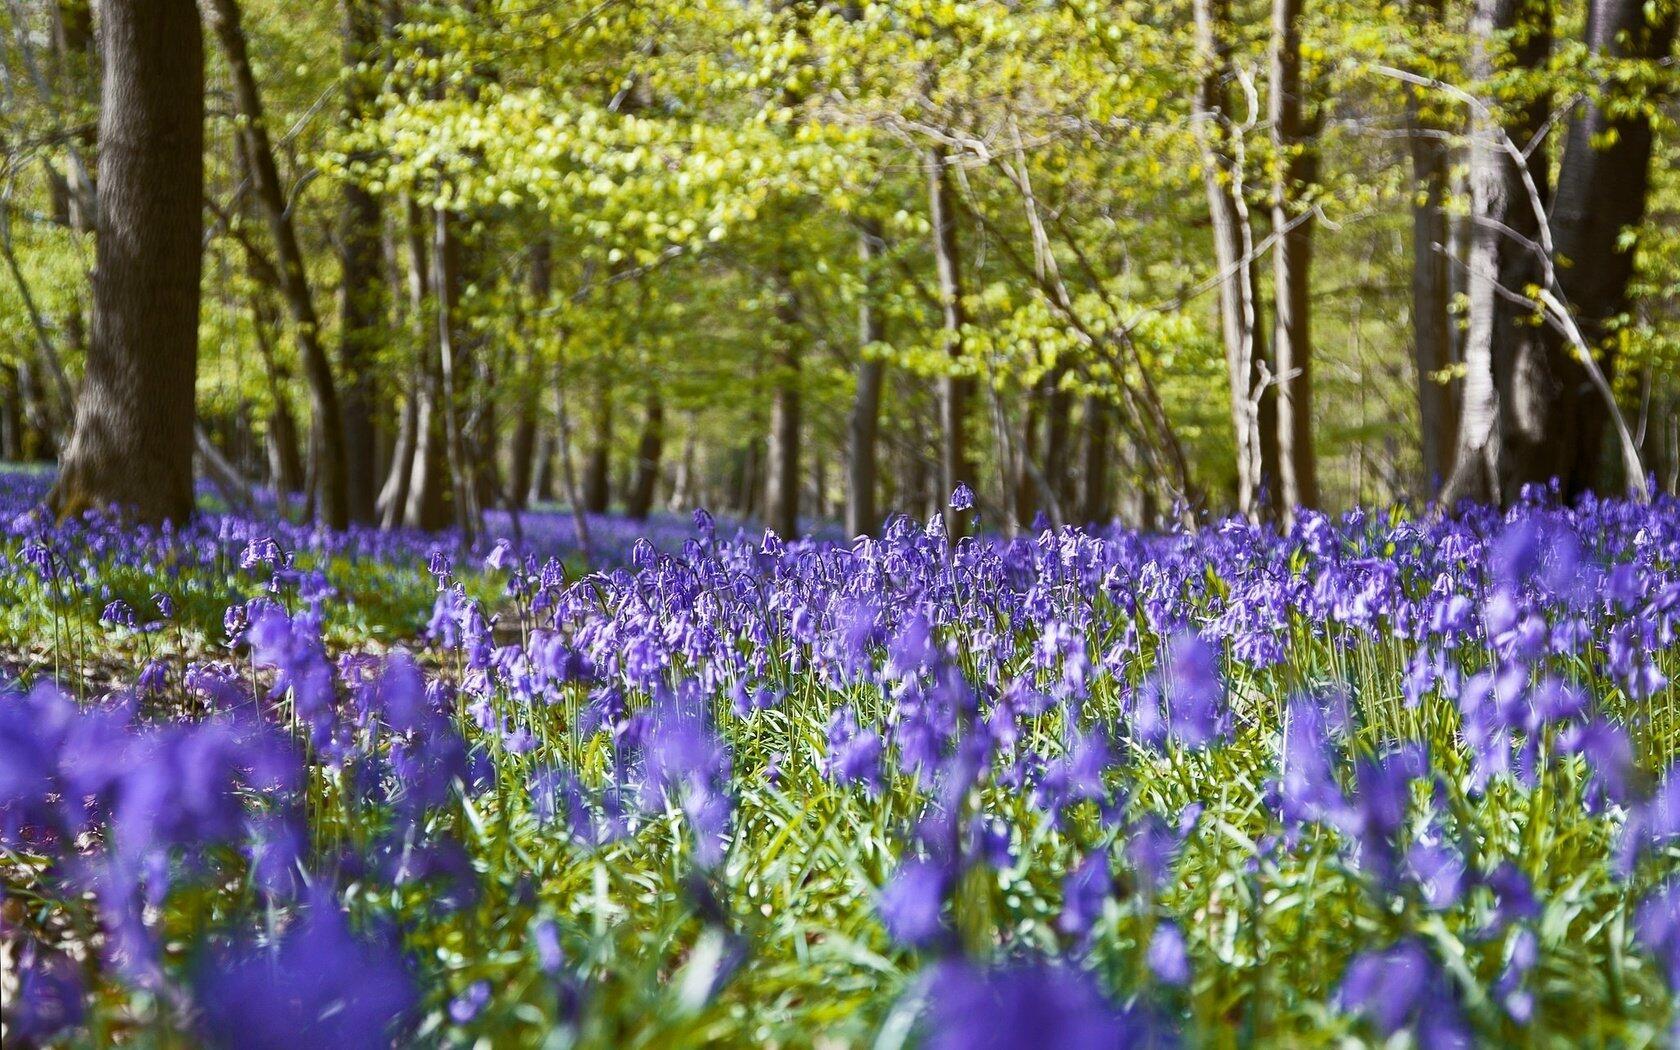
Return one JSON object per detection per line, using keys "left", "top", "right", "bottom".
{"left": 1442, "top": 0, "right": 1552, "bottom": 505}
{"left": 338, "top": 0, "right": 385, "bottom": 523}
{"left": 583, "top": 374, "right": 612, "bottom": 513}
{"left": 1079, "top": 395, "right": 1113, "bottom": 524}
{"left": 0, "top": 365, "right": 22, "bottom": 461}
{"left": 206, "top": 0, "right": 350, "bottom": 527}
{"left": 432, "top": 204, "right": 480, "bottom": 536}
{"left": 51, "top": 0, "right": 202, "bottom": 524}
{"left": 1192, "top": 0, "right": 1279, "bottom": 521}
{"left": 1042, "top": 364, "right": 1073, "bottom": 521}
{"left": 765, "top": 274, "right": 802, "bottom": 537}
{"left": 1269, "top": 0, "right": 1319, "bottom": 517}
{"left": 552, "top": 357, "right": 593, "bottom": 559}
{"left": 402, "top": 199, "right": 449, "bottom": 530}
{"left": 378, "top": 373, "right": 417, "bottom": 527}
{"left": 626, "top": 394, "right": 665, "bottom": 520}
{"left": 1521, "top": 0, "right": 1676, "bottom": 498}
{"left": 928, "top": 148, "right": 976, "bottom": 533}
{"left": 847, "top": 221, "right": 886, "bottom": 536}
{"left": 1404, "top": 10, "right": 1458, "bottom": 493}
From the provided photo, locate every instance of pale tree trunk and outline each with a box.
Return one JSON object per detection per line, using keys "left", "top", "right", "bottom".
{"left": 402, "top": 199, "right": 450, "bottom": 530}
{"left": 928, "top": 147, "right": 977, "bottom": 533}
{"left": 205, "top": 0, "right": 350, "bottom": 528}
{"left": 765, "top": 274, "right": 802, "bottom": 537}
{"left": 51, "top": 0, "right": 202, "bottom": 524}
{"left": 1269, "top": 0, "right": 1319, "bottom": 518}
{"left": 1404, "top": 1, "right": 1458, "bottom": 493}
{"left": 432, "top": 205, "right": 480, "bottom": 537}
{"left": 847, "top": 221, "right": 886, "bottom": 536}
{"left": 1192, "top": 0, "right": 1279, "bottom": 521}
{"left": 1442, "top": 0, "right": 1552, "bottom": 505}
{"left": 1518, "top": 0, "right": 1676, "bottom": 498}
{"left": 338, "top": 0, "right": 385, "bottom": 523}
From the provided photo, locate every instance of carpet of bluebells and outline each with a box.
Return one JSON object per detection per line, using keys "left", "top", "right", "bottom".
{"left": 6, "top": 463, "right": 1680, "bottom": 1047}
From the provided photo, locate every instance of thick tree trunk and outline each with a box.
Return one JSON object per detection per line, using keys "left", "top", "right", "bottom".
{"left": 51, "top": 0, "right": 202, "bottom": 524}
{"left": 626, "top": 394, "right": 665, "bottom": 520}
{"left": 847, "top": 222, "right": 886, "bottom": 537}
{"left": 1516, "top": 0, "right": 1676, "bottom": 499}
{"left": 928, "top": 148, "right": 977, "bottom": 533}
{"left": 1192, "top": 0, "right": 1280, "bottom": 521}
{"left": 765, "top": 276, "right": 802, "bottom": 537}
{"left": 1443, "top": 0, "right": 1552, "bottom": 505}
{"left": 338, "top": 0, "right": 385, "bottom": 523}
{"left": 1269, "top": 0, "right": 1318, "bottom": 518}
{"left": 1404, "top": 23, "right": 1458, "bottom": 493}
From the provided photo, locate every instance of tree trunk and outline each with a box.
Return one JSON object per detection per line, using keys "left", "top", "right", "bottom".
{"left": 205, "top": 0, "right": 350, "bottom": 528}
{"left": 847, "top": 222, "right": 886, "bottom": 536}
{"left": 626, "top": 394, "right": 665, "bottom": 520}
{"left": 1269, "top": 0, "right": 1319, "bottom": 518}
{"left": 432, "top": 205, "right": 480, "bottom": 536}
{"left": 1404, "top": 8, "right": 1458, "bottom": 494}
{"left": 338, "top": 0, "right": 385, "bottom": 523}
{"left": 402, "top": 199, "right": 450, "bottom": 530}
{"left": 1443, "top": 0, "right": 1552, "bottom": 505}
{"left": 1518, "top": 0, "right": 1676, "bottom": 498}
{"left": 1192, "top": 0, "right": 1279, "bottom": 521}
{"left": 765, "top": 275, "right": 802, "bottom": 537}
{"left": 583, "top": 374, "right": 612, "bottom": 513}
{"left": 0, "top": 365, "right": 22, "bottom": 461}
{"left": 928, "top": 147, "right": 977, "bottom": 533}
{"left": 51, "top": 0, "right": 202, "bottom": 524}
{"left": 1079, "top": 395, "right": 1113, "bottom": 524}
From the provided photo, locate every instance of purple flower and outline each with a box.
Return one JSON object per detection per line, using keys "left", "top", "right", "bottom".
{"left": 949, "top": 483, "right": 975, "bottom": 511}
{"left": 1147, "top": 922, "right": 1191, "bottom": 986}
{"left": 1059, "top": 851, "right": 1111, "bottom": 936}
{"left": 8, "top": 949, "right": 84, "bottom": 1043}
{"left": 197, "top": 892, "right": 416, "bottom": 1049}
{"left": 1339, "top": 939, "right": 1468, "bottom": 1046}
{"left": 878, "top": 857, "right": 950, "bottom": 947}
{"left": 924, "top": 961, "right": 1163, "bottom": 1050}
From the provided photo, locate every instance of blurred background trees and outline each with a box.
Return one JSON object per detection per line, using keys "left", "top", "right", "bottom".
{"left": 3, "top": 0, "right": 1678, "bottom": 528}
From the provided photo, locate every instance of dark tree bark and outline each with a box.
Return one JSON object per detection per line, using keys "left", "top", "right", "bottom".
{"left": 1079, "top": 395, "right": 1113, "bottom": 524}
{"left": 583, "top": 374, "right": 612, "bottom": 514}
{"left": 1041, "top": 364, "right": 1074, "bottom": 520}
{"left": 1443, "top": 0, "right": 1552, "bottom": 504}
{"left": 205, "top": 0, "right": 350, "bottom": 528}
{"left": 0, "top": 365, "right": 23, "bottom": 461}
{"left": 1512, "top": 0, "right": 1676, "bottom": 498}
{"left": 1404, "top": 2, "right": 1459, "bottom": 493}
{"left": 626, "top": 394, "right": 665, "bottom": 520}
{"left": 847, "top": 221, "right": 886, "bottom": 536}
{"left": 928, "top": 147, "right": 977, "bottom": 533}
{"left": 1192, "top": 0, "right": 1280, "bottom": 521}
{"left": 338, "top": 0, "right": 385, "bottom": 523}
{"left": 765, "top": 274, "right": 802, "bottom": 537}
{"left": 51, "top": 0, "right": 203, "bottom": 524}
{"left": 1269, "top": 0, "right": 1319, "bottom": 516}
